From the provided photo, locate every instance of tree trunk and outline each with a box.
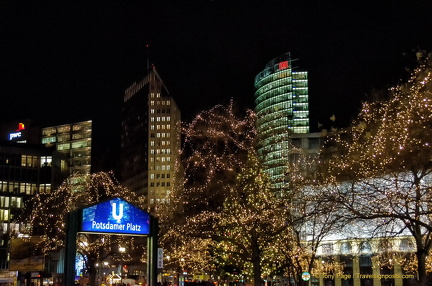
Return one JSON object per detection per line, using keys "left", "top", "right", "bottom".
{"left": 251, "top": 232, "right": 262, "bottom": 286}
{"left": 416, "top": 250, "right": 428, "bottom": 286}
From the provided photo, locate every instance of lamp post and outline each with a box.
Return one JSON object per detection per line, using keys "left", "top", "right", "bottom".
{"left": 119, "top": 246, "right": 126, "bottom": 286}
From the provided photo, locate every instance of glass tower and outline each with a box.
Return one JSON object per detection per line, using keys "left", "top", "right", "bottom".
{"left": 254, "top": 52, "right": 309, "bottom": 190}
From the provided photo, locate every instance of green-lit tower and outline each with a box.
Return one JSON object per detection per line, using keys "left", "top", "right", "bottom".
{"left": 254, "top": 52, "right": 309, "bottom": 190}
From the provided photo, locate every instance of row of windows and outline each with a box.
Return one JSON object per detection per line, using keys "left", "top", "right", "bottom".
{"left": 256, "top": 70, "right": 307, "bottom": 90}
{"left": 150, "top": 125, "right": 171, "bottom": 130}
{"left": 256, "top": 77, "right": 293, "bottom": 95}
{"left": 149, "top": 182, "right": 171, "bottom": 187}
{"left": 42, "top": 136, "right": 56, "bottom": 144}
{"left": 292, "top": 79, "right": 308, "bottom": 88}
{"left": 257, "top": 115, "right": 290, "bottom": 132}
{"left": 149, "top": 198, "right": 169, "bottom": 204}
{"left": 21, "top": 155, "right": 51, "bottom": 168}
{"left": 150, "top": 116, "right": 171, "bottom": 122}
{"left": 0, "top": 196, "right": 23, "bottom": 208}
{"left": 150, "top": 149, "right": 172, "bottom": 155}
{"left": 0, "top": 181, "right": 51, "bottom": 195}
{"left": 150, "top": 100, "right": 171, "bottom": 106}
{"left": 42, "top": 123, "right": 91, "bottom": 136}
{"left": 150, "top": 108, "right": 171, "bottom": 114}
{"left": 149, "top": 156, "right": 171, "bottom": 163}
{"left": 20, "top": 155, "right": 38, "bottom": 167}
{"left": 0, "top": 223, "right": 20, "bottom": 234}
{"left": 150, "top": 141, "right": 171, "bottom": 147}
{"left": 293, "top": 110, "right": 309, "bottom": 119}
{"left": 322, "top": 239, "right": 415, "bottom": 255}
{"left": 292, "top": 72, "right": 308, "bottom": 80}
{"left": 149, "top": 165, "right": 171, "bottom": 171}
{"left": 57, "top": 140, "right": 91, "bottom": 151}
{"left": 149, "top": 189, "right": 170, "bottom": 195}
{"left": 54, "top": 132, "right": 90, "bottom": 143}
{"left": 291, "top": 126, "right": 309, "bottom": 133}
{"left": 271, "top": 70, "right": 291, "bottom": 81}
{"left": 255, "top": 87, "right": 294, "bottom": 105}
{"left": 256, "top": 93, "right": 294, "bottom": 112}
{"left": 150, "top": 133, "right": 171, "bottom": 138}
{"left": 150, "top": 173, "right": 171, "bottom": 179}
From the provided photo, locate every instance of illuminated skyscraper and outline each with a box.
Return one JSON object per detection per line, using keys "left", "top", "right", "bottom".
{"left": 121, "top": 66, "right": 181, "bottom": 209}
{"left": 254, "top": 52, "right": 309, "bottom": 189}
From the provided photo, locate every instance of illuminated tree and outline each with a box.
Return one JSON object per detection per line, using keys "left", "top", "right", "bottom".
{"left": 159, "top": 101, "right": 344, "bottom": 286}
{"left": 19, "top": 171, "right": 146, "bottom": 286}
{"left": 158, "top": 101, "right": 258, "bottom": 281}
{"left": 210, "top": 151, "right": 288, "bottom": 286}
{"left": 322, "top": 54, "right": 432, "bottom": 286}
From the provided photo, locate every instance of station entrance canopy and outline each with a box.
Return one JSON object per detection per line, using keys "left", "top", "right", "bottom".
{"left": 65, "top": 197, "right": 158, "bottom": 286}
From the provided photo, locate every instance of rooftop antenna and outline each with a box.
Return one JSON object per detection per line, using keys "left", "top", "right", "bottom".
{"left": 145, "top": 44, "right": 150, "bottom": 70}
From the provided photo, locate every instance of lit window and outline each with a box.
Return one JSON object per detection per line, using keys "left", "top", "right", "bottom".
{"left": 42, "top": 136, "right": 56, "bottom": 144}
{"left": 41, "top": 156, "right": 52, "bottom": 167}
{"left": 57, "top": 143, "right": 70, "bottom": 151}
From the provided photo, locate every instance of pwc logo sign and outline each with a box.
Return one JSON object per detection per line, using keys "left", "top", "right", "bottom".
{"left": 81, "top": 198, "right": 150, "bottom": 235}
{"left": 9, "top": 123, "right": 25, "bottom": 140}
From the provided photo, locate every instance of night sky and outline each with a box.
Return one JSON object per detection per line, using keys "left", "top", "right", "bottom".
{"left": 2, "top": 1, "right": 432, "bottom": 157}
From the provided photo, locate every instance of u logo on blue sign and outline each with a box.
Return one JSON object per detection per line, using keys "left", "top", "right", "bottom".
{"left": 112, "top": 203, "right": 124, "bottom": 222}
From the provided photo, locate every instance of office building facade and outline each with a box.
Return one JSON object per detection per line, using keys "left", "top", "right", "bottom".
{"left": 0, "top": 141, "right": 68, "bottom": 273}
{"left": 254, "top": 52, "right": 310, "bottom": 189}
{"left": 41, "top": 120, "right": 92, "bottom": 175}
{"left": 121, "top": 66, "right": 181, "bottom": 209}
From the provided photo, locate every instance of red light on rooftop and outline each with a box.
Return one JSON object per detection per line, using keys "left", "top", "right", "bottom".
{"left": 279, "top": 61, "right": 289, "bottom": 70}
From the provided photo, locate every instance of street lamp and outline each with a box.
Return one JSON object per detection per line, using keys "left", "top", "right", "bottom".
{"left": 119, "top": 246, "right": 126, "bottom": 285}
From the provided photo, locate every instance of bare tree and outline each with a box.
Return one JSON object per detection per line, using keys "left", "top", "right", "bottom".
{"left": 320, "top": 55, "right": 432, "bottom": 286}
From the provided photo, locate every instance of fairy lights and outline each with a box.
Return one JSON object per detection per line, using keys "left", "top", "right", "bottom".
{"left": 19, "top": 171, "right": 147, "bottom": 286}
{"left": 316, "top": 55, "right": 432, "bottom": 283}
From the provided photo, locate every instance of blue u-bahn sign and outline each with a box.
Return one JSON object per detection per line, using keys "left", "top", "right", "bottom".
{"left": 81, "top": 198, "right": 150, "bottom": 235}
